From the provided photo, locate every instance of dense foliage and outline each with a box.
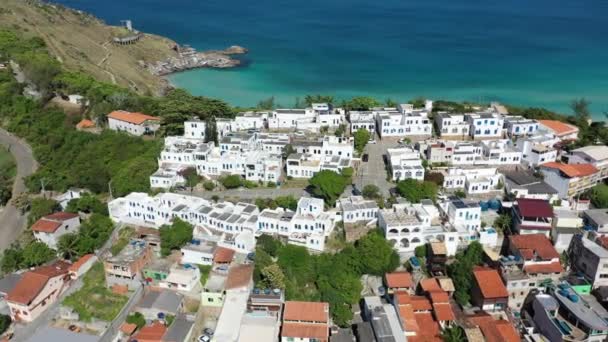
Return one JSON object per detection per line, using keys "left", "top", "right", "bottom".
{"left": 396, "top": 179, "right": 438, "bottom": 203}
{"left": 126, "top": 312, "right": 146, "bottom": 329}
{"left": 159, "top": 218, "right": 193, "bottom": 256}
{"left": 0, "top": 314, "right": 11, "bottom": 336}
{"left": 57, "top": 214, "right": 115, "bottom": 260}
{"left": 65, "top": 193, "right": 109, "bottom": 215}
{"left": 353, "top": 129, "right": 370, "bottom": 154}
{"left": 254, "top": 230, "right": 398, "bottom": 326}
{"left": 588, "top": 184, "right": 608, "bottom": 209}
{"left": 447, "top": 241, "right": 484, "bottom": 305}
{"left": 309, "top": 170, "right": 349, "bottom": 206}
{"left": 0, "top": 147, "right": 16, "bottom": 206}
{"left": 0, "top": 241, "right": 56, "bottom": 273}
{"left": 255, "top": 196, "right": 299, "bottom": 211}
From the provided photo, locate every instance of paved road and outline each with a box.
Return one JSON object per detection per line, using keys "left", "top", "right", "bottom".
{"left": 355, "top": 138, "right": 397, "bottom": 197}
{"left": 0, "top": 128, "right": 38, "bottom": 251}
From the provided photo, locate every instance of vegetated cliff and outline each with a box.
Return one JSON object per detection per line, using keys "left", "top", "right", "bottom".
{"left": 0, "top": 0, "right": 179, "bottom": 95}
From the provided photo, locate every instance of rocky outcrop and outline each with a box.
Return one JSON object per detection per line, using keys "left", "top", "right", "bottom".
{"left": 149, "top": 45, "right": 248, "bottom": 76}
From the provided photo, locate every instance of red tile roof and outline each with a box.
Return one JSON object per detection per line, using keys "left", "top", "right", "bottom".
{"left": 472, "top": 267, "right": 508, "bottom": 299}
{"left": 225, "top": 264, "right": 253, "bottom": 290}
{"left": 398, "top": 304, "right": 419, "bottom": 333}
{"left": 31, "top": 212, "right": 79, "bottom": 233}
{"left": 468, "top": 314, "right": 520, "bottom": 342}
{"left": 108, "top": 110, "right": 160, "bottom": 125}
{"left": 385, "top": 272, "right": 414, "bottom": 289}
{"left": 213, "top": 247, "right": 235, "bottom": 264}
{"left": 120, "top": 322, "right": 137, "bottom": 335}
{"left": 69, "top": 254, "right": 95, "bottom": 273}
{"left": 510, "top": 234, "right": 560, "bottom": 260}
{"left": 432, "top": 303, "right": 455, "bottom": 321}
{"left": 283, "top": 301, "right": 329, "bottom": 323}
{"left": 538, "top": 120, "right": 578, "bottom": 137}
{"left": 524, "top": 261, "right": 563, "bottom": 274}
{"left": 6, "top": 261, "right": 71, "bottom": 304}
{"left": 76, "top": 119, "right": 95, "bottom": 129}
{"left": 516, "top": 198, "right": 553, "bottom": 218}
{"left": 395, "top": 292, "right": 432, "bottom": 311}
{"left": 429, "top": 291, "right": 449, "bottom": 304}
{"left": 281, "top": 322, "right": 328, "bottom": 339}
{"left": 420, "top": 278, "right": 442, "bottom": 293}
{"left": 413, "top": 312, "right": 441, "bottom": 341}
{"left": 542, "top": 162, "right": 598, "bottom": 178}
{"left": 132, "top": 321, "right": 167, "bottom": 342}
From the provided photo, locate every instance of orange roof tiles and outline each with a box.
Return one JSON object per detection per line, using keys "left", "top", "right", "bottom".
{"left": 69, "top": 254, "right": 95, "bottom": 273}
{"left": 538, "top": 120, "right": 578, "bottom": 136}
{"left": 283, "top": 301, "right": 329, "bottom": 323}
{"left": 108, "top": 110, "right": 160, "bottom": 125}
{"left": 281, "top": 322, "right": 328, "bottom": 339}
{"left": 225, "top": 264, "right": 253, "bottom": 290}
{"left": 132, "top": 321, "right": 167, "bottom": 342}
{"left": 524, "top": 261, "right": 563, "bottom": 274}
{"left": 213, "top": 247, "right": 235, "bottom": 264}
{"left": 420, "top": 278, "right": 442, "bottom": 293}
{"left": 542, "top": 162, "right": 598, "bottom": 178}
{"left": 510, "top": 234, "right": 560, "bottom": 260}
{"left": 410, "top": 296, "right": 432, "bottom": 311}
{"left": 468, "top": 314, "right": 520, "bottom": 342}
{"left": 398, "top": 304, "right": 419, "bottom": 332}
{"left": 6, "top": 261, "right": 71, "bottom": 305}
{"left": 472, "top": 267, "right": 508, "bottom": 299}
{"left": 31, "top": 212, "right": 79, "bottom": 233}
{"left": 76, "top": 119, "right": 95, "bottom": 129}
{"left": 413, "top": 312, "right": 441, "bottom": 341}
{"left": 429, "top": 291, "right": 449, "bottom": 304}
{"left": 120, "top": 322, "right": 137, "bottom": 335}
{"left": 385, "top": 271, "right": 414, "bottom": 288}
{"left": 432, "top": 303, "right": 455, "bottom": 321}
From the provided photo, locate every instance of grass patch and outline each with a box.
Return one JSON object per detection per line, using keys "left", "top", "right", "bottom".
{"left": 0, "top": 147, "right": 16, "bottom": 180}
{"left": 198, "top": 265, "right": 211, "bottom": 286}
{"left": 281, "top": 178, "right": 309, "bottom": 189}
{"left": 62, "top": 262, "right": 128, "bottom": 322}
{"left": 110, "top": 227, "right": 135, "bottom": 256}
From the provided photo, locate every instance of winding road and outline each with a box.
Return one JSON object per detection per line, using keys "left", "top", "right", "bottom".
{"left": 0, "top": 128, "right": 37, "bottom": 251}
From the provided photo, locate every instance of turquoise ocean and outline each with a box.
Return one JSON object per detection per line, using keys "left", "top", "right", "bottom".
{"left": 56, "top": 0, "right": 608, "bottom": 119}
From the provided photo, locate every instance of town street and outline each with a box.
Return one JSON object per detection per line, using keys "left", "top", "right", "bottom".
{"left": 354, "top": 139, "right": 396, "bottom": 197}
{"left": 0, "top": 128, "right": 38, "bottom": 251}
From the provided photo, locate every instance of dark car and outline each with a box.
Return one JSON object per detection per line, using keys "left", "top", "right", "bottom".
{"left": 362, "top": 154, "right": 369, "bottom": 162}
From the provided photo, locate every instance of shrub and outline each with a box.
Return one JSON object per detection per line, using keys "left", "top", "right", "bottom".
{"left": 220, "top": 175, "right": 242, "bottom": 189}
{"left": 203, "top": 181, "right": 215, "bottom": 191}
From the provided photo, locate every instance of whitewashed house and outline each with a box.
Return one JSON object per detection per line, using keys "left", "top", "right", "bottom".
{"left": 386, "top": 147, "right": 424, "bottom": 181}
{"left": 438, "top": 197, "right": 491, "bottom": 246}
{"left": 450, "top": 142, "right": 483, "bottom": 166}
{"left": 349, "top": 111, "right": 376, "bottom": 137}
{"left": 466, "top": 111, "right": 504, "bottom": 140}
{"left": 378, "top": 201, "right": 458, "bottom": 256}
{"left": 181, "top": 240, "right": 217, "bottom": 266}
{"left": 287, "top": 136, "right": 354, "bottom": 179}
{"left": 375, "top": 105, "right": 432, "bottom": 138}
{"left": 268, "top": 104, "right": 344, "bottom": 131}
{"left": 479, "top": 140, "right": 522, "bottom": 165}
{"left": 503, "top": 116, "right": 538, "bottom": 137}
{"left": 107, "top": 110, "right": 161, "bottom": 136}
{"left": 31, "top": 212, "right": 81, "bottom": 249}
{"left": 160, "top": 264, "right": 201, "bottom": 292}
{"left": 184, "top": 119, "right": 206, "bottom": 139}
{"left": 434, "top": 113, "right": 469, "bottom": 139}
{"left": 442, "top": 167, "right": 502, "bottom": 195}
{"left": 514, "top": 134, "right": 559, "bottom": 167}
{"left": 338, "top": 196, "right": 379, "bottom": 225}
{"left": 234, "top": 111, "right": 267, "bottom": 131}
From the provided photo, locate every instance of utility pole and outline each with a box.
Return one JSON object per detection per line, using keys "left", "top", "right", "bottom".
{"left": 108, "top": 179, "right": 114, "bottom": 200}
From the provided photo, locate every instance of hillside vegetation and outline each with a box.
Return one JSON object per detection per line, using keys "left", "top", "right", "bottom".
{"left": 0, "top": 0, "right": 178, "bottom": 94}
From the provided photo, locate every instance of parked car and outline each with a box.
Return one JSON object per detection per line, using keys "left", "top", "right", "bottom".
{"left": 203, "top": 328, "right": 215, "bottom": 336}
{"left": 198, "top": 335, "right": 211, "bottom": 342}
{"left": 362, "top": 154, "right": 369, "bottom": 162}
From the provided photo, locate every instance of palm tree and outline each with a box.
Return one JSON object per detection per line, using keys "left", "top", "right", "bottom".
{"left": 441, "top": 326, "right": 466, "bottom": 342}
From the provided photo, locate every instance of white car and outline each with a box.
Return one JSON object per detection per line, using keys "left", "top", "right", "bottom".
{"left": 198, "top": 335, "right": 211, "bottom": 342}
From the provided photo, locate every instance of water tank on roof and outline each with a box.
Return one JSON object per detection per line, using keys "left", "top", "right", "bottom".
{"left": 264, "top": 289, "right": 271, "bottom": 295}
{"left": 158, "top": 312, "right": 165, "bottom": 319}
{"left": 253, "top": 288, "right": 260, "bottom": 294}
{"left": 479, "top": 201, "right": 489, "bottom": 211}
{"left": 489, "top": 199, "right": 500, "bottom": 210}
{"left": 558, "top": 289, "right": 569, "bottom": 297}
{"left": 569, "top": 294, "right": 579, "bottom": 302}
{"left": 273, "top": 288, "right": 281, "bottom": 294}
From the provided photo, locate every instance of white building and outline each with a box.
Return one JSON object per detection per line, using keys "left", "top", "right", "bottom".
{"left": 514, "top": 134, "right": 559, "bottom": 167}
{"left": 234, "top": 111, "right": 267, "bottom": 131}
{"left": 376, "top": 105, "right": 432, "bottom": 138}
{"left": 160, "top": 264, "right": 201, "bottom": 292}
{"left": 442, "top": 167, "right": 502, "bottom": 195}
{"left": 439, "top": 197, "right": 481, "bottom": 244}
{"left": 338, "top": 196, "right": 379, "bottom": 225}
{"left": 286, "top": 136, "right": 354, "bottom": 179}
{"left": 31, "top": 212, "right": 81, "bottom": 249}
{"left": 181, "top": 240, "right": 217, "bottom": 266}
{"left": 466, "top": 111, "right": 504, "bottom": 140}
{"left": 349, "top": 111, "right": 376, "bottom": 137}
{"left": 386, "top": 147, "right": 424, "bottom": 181}
{"left": 503, "top": 116, "right": 538, "bottom": 137}
{"left": 537, "top": 120, "right": 579, "bottom": 141}
{"left": 107, "top": 110, "right": 160, "bottom": 136}
{"left": 108, "top": 192, "right": 258, "bottom": 254}
{"left": 434, "top": 113, "right": 469, "bottom": 139}
{"left": 257, "top": 197, "right": 335, "bottom": 252}
{"left": 268, "top": 104, "right": 345, "bottom": 131}
{"left": 450, "top": 142, "right": 483, "bottom": 165}
{"left": 568, "top": 145, "right": 608, "bottom": 181}
{"left": 184, "top": 119, "right": 206, "bottom": 139}
{"left": 479, "top": 140, "right": 522, "bottom": 165}
{"left": 378, "top": 201, "right": 458, "bottom": 256}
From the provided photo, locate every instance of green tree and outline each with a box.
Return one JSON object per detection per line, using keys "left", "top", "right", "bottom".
{"left": 65, "top": 193, "right": 108, "bottom": 215}
{"left": 493, "top": 213, "right": 512, "bottom": 233}
{"left": 334, "top": 124, "right": 346, "bottom": 137}
{"left": 0, "top": 244, "right": 24, "bottom": 273}
{"left": 448, "top": 241, "right": 484, "bottom": 306}
{"left": 21, "top": 241, "right": 56, "bottom": 267}
{"left": 309, "top": 170, "right": 348, "bottom": 206}
{"left": 395, "top": 179, "right": 438, "bottom": 203}
{"left": 220, "top": 175, "right": 243, "bottom": 189}
{"left": 341, "top": 167, "right": 354, "bottom": 181}
{"left": 203, "top": 181, "right": 215, "bottom": 191}
{"left": 570, "top": 97, "right": 591, "bottom": 123}
{"left": 179, "top": 167, "right": 201, "bottom": 192}
{"left": 408, "top": 97, "right": 426, "bottom": 109}
{"left": 356, "top": 230, "right": 399, "bottom": 276}
{"left": 362, "top": 184, "right": 380, "bottom": 199}
{"left": 261, "top": 264, "right": 286, "bottom": 289}
{"left": 205, "top": 116, "right": 219, "bottom": 145}
{"left": 28, "top": 197, "right": 60, "bottom": 225}
{"left": 257, "top": 234, "right": 283, "bottom": 257}
{"left": 159, "top": 218, "right": 193, "bottom": 256}
{"left": 343, "top": 96, "right": 380, "bottom": 111}
{"left": 282, "top": 144, "right": 296, "bottom": 159}
{"left": 257, "top": 96, "right": 275, "bottom": 110}
{"left": 424, "top": 172, "right": 445, "bottom": 186}
{"left": 126, "top": 312, "right": 146, "bottom": 329}
{"left": 441, "top": 326, "right": 466, "bottom": 342}
{"left": 304, "top": 95, "right": 334, "bottom": 106}
{"left": 353, "top": 129, "right": 370, "bottom": 154}
{"left": 0, "top": 314, "right": 11, "bottom": 335}
{"left": 454, "top": 189, "right": 466, "bottom": 198}
{"left": 275, "top": 196, "right": 298, "bottom": 211}
{"left": 589, "top": 184, "right": 608, "bottom": 208}
{"left": 415, "top": 244, "right": 427, "bottom": 258}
